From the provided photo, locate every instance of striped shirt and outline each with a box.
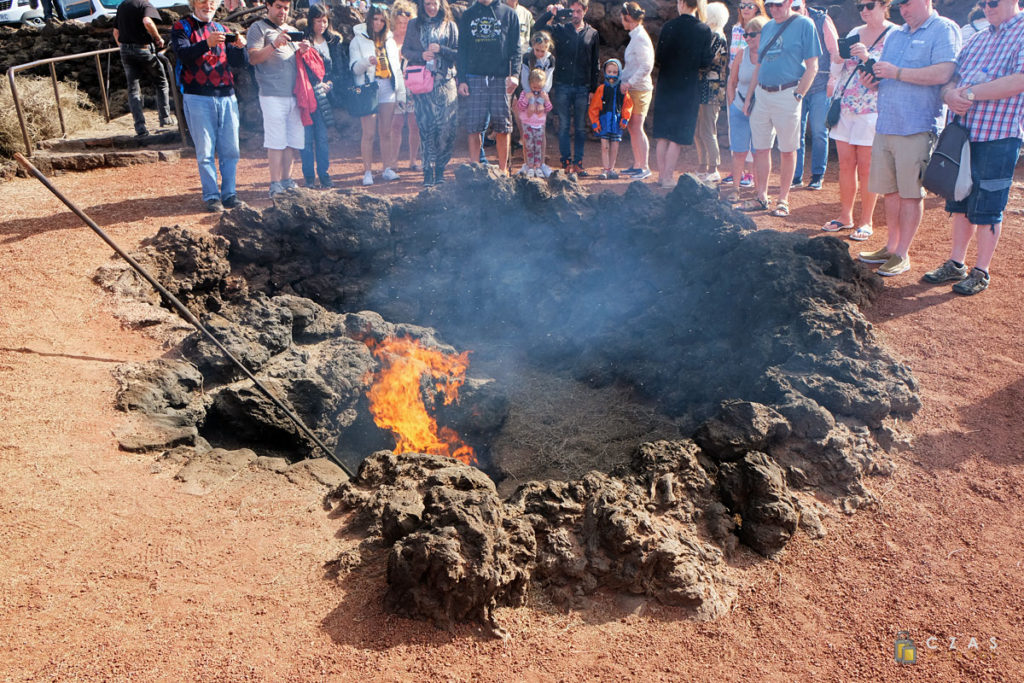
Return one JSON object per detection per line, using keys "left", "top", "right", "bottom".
{"left": 955, "top": 11, "right": 1024, "bottom": 142}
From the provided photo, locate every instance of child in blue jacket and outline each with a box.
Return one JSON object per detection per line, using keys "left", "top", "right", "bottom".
{"left": 588, "top": 59, "right": 633, "bottom": 180}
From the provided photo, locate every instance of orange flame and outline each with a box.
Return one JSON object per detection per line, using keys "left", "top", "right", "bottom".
{"left": 363, "top": 336, "right": 477, "bottom": 465}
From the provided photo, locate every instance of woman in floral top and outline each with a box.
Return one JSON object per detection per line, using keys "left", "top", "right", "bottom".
{"left": 822, "top": 0, "right": 894, "bottom": 241}
{"left": 695, "top": 2, "right": 730, "bottom": 182}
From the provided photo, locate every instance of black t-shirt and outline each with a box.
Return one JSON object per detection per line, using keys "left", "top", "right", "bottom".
{"left": 116, "top": 0, "right": 161, "bottom": 45}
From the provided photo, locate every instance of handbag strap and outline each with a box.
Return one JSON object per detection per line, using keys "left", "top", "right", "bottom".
{"left": 758, "top": 15, "right": 798, "bottom": 63}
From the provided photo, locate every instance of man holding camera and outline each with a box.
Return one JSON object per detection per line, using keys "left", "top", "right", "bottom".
{"left": 247, "top": 0, "right": 309, "bottom": 198}
{"left": 172, "top": 0, "right": 248, "bottom": 212}
{"left": 857, "top": 0, "right": 959, "bottom": 276}
{"left": 536, "top": 1, "right": 600, "bottom": 175}
{"left": 922, "top": 0, "right": 1024, "bottom": 295}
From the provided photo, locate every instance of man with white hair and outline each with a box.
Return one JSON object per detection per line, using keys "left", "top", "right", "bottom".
{"left": 171, "top": 0, "right": 248, "bottom": 212}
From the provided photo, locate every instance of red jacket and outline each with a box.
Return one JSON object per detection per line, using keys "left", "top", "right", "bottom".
{"left": 294, "top": 48, "right": 326, "bottom": 126}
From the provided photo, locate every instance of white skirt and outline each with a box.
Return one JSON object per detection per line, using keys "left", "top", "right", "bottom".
{"left": 829, "top": 109, "right": 878, "bottom": 148}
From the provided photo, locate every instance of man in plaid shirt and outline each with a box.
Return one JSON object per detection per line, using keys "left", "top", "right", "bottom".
{"left": 922, "top": 0, "right": 1024, "bottom": 295}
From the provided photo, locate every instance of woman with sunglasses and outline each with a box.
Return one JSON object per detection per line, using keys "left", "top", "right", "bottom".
{"left": 390, "top": 1, "right": 422, "bottom": 174}
{"left": 351, "top": 4, "right": 406, "bottom": 186}
{"left": 725, "top": 15, "right": 768, "bottom": 201}
{"left": 300, "top": 4, "right": 345, "bottom": 189}
{"left": 822, "top": 0, "right": 894, "bottom": 240}
{"left": 619, "top": 2, "right": 654, "bottom": 179}
{"left": 402, "top": 0, "right": 459, "bottom": 186}
{"left": 730, "top": 0, "right": 765, "bottom": 62}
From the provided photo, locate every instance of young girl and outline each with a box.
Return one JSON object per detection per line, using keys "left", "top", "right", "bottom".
{"left": 517, "top": 69, "right": 553, "bottom": 178}
{"left": 518, "top": 31, "right": 554, "bottom": 175}
{"left": 588, "top": 59, "right": 632, "bottom": 180}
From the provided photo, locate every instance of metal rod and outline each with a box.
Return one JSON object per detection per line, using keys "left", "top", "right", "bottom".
{"left": 9, "top": 69, "right": 32, "bottom": 156}
{"left": 13, "top": 153, "right": 355, "bottom": 478}
{"left": 49, "top": 62, "right": 67, "bottom": 139}
{"left": 155, "top": 52, "right": 188, "bottom": 146}
{"left": 96, "top": 54, "right": 111, "bottom": 123}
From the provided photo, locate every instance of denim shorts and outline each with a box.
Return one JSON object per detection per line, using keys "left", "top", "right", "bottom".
{"left": 728, "top": 101, "right": 751, "bottom": 153}
{"left": 944, "top": 137, "right": 1022, "bottom": 226}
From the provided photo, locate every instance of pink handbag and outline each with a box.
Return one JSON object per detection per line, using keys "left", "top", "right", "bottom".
{"left": 404, "top": 65, "right": 435, "bottom": 95}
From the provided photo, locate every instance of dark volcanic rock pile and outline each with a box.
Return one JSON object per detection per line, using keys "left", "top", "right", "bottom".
{"left": 104, "top": 169, "right": 920, "bottom": 632}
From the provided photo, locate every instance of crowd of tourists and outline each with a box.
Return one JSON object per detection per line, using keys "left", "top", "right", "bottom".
{"left": 116, "top": 0, "right": 1024, "bottom": 295}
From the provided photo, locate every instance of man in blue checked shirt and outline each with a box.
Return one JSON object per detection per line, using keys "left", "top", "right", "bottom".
{"left": 855, "top": 0, "right": 960, "bottom": 277}
{"left": 921, "top": 0, "right": 1024, "bottom": 295}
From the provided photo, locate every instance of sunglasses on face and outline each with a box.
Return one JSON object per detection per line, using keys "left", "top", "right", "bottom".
{"left": 744, "top": 31, "right": 760, "bottom": 38}
{"left": 764, "top": 2, "right": 784, "bottom": 8}
{"left": 977, "top": 0, "right": 1000, "bottom": 7}
{"left": 856, "top": 2, "right": 876, "bottom": 10}
{"left": 738, "top": 2, "right": 756, "bottom": 8}
{"left": 394, "top": 10, "right": 412, "bottom": 16}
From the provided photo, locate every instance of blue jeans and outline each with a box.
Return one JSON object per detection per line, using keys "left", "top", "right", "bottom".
{"left": 119, "top": 45, "right": 171, "bottom": 135}
{"left": 182, "top": 93, "right": 240, "bottom": 201}
{"left": 301, "top": 110, "right": 330, "bottom": 182}
{"left": 794, "top": 88, "right": 829, "bottom": 180}
{"left": 553, "top": 84, "right": 590, "bottom": 164}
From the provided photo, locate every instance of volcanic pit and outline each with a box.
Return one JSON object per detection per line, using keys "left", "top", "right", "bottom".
{"left": 99, "top": 167, "right": 921, "bottom": 634}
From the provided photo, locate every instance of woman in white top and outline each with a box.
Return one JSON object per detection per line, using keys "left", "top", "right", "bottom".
{"left": 823, "top": 0, "right": 894, "bottom": 240}
{"left": 618, "top": 2, "right": 654, "bottom": 179}
{"left": 350, "top": 4, "right": 407, "bottom": 185}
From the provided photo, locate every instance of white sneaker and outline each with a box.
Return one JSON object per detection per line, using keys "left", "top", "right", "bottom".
{"left": 540, "top": 164, "right": 552, "bottom": 178}
{"left": 704, "top": 171, "right": 721, "bottom": 183}
{"left": 382, "top": 168, "right": 400, "bottom": 181}
{"left": 362, "top": 170, "right": 374, "bottom": 186}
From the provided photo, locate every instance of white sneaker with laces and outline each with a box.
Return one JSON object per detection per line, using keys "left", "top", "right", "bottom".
{"left": 382, "top": 168, "right": 400, "bottom": 181}
{"left": 362, "top": 170, "right": 374, "bottom": 186}
{"left": 540, "top": 164, "right": 553, "bottom": 177}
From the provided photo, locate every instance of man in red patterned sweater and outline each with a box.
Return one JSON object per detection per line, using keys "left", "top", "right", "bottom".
{"left": 171, "top": 0, "right": 249, "bottom": 212}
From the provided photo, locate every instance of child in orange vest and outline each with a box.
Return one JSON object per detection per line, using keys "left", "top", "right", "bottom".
{"left": 588, "top": 59, "right": 633, "bottom": 180}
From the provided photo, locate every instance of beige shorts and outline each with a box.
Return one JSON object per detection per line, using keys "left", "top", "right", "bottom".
{"left": 629, "top": 88, "right": 652, "bottom": 119}
{"left": 868, "top": 131, "right": 936, "bottom": 199}
{"left": 749, "top": 86, "right": 802, "bottom": 153}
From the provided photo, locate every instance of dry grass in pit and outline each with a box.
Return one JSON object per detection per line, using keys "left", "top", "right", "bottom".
{"left": 0, "top": 75, "right": 102, "bottom": 159}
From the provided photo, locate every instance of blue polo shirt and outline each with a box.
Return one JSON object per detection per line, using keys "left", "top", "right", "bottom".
{"left": 875, "top": 11, "right": 961, "bottom": 136}
{"left": 757, "top": 14, "right": 821, "bottom": 87}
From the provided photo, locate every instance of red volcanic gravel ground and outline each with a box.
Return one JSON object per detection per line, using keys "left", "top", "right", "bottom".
{"left": 1, "top": 135, "right": 1023, "bottom": 680}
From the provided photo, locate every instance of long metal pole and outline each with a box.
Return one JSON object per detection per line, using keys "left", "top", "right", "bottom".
{"left": 14, "top": 153, "right": 354, "bottom": 478}
{"left": 49, "top": 62, "right": 67, "bottom": 139}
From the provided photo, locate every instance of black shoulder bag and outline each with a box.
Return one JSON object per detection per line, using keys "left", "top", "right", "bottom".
{"left": 826, "top": 27, "right": 890, "bottom": 129}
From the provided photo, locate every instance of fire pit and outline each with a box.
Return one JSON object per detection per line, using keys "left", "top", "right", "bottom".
{"left": 100, "top": 167, "right": 920, "bottom": 634}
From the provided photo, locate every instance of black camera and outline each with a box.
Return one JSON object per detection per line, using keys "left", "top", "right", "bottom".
{"left": 838, "top": 34, "right": 859, "bottom": 60}
{"left": 857, "top": 58, "right": 877, "bottom": 79}
{"left": 287, "top": 31, "right": 305, "bottom": 41}
{"left": 224, "top": 33, "right": 238, "bottom": 43}
{"left": 555, "top": 8, "right": 573, "bottom": 21}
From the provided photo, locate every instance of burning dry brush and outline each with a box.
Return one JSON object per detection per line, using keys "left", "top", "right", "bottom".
{"left": 102, "top": 168, "right": 921, "bottom": 633}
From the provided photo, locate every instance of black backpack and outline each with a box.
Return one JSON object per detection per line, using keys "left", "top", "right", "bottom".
{"left": 923, "top": 116, "right": 972, "bottom": 202}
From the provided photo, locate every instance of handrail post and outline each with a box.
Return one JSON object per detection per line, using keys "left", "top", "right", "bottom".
{"left": 156, "top": 51, "right": 189, "bottom": 147}
{"left": 50, "top": 62, "right": 68, "bottom": 139}
{"left": 8, "top": 69, "right": 33, "bottom": 156}
{"left": 96, "top": 53, "right": 111, "bottom": 122}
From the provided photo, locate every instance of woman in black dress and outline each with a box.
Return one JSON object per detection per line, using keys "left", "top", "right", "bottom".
{"left": 652, "top": 0, "right": 714, "bottom": 188}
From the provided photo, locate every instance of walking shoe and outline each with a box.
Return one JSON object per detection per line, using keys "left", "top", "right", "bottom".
{"left": 721, "top": 174, "right": 734, "bottom": 183}
{"left": 319, "top": 176, "right": 334, "bottom": 189}
{"left": 160, "top": 116, "right": 177, "bottom": 128}
{"left": 268, "top": 181, "right": 285, "bottom": 198}
{"left": 304, "top": 176, "right": 317, "bottom": 188}
{"left": 221, "top": 195, "right": 245, "bottom": 209}
{"left": 740, "top": 172, "right": 754, "bottom": 187}
{"left": 598, "top": 169, "right": 611, "bottom": 179}
{"left": 608, "top": 169, "right": 620, "bottom": 179}
{"left": 382, "top": 168, "right": 400, "bottom": 181}
{"left": 952, "top": 267, "right": 989, "bottom": 295}
{"left": 572, "top": 162, "right": 589, "bottom": 177}
{"left": 561, "top": 159, "right": 572, "bottom": 173}
{"left": 808, "top": 175, "right": 823, "bottom": 191}
{"left": 633, "top": 168, "right": 652, "bottom": 180}
{"left": 922, "top": 259, "right": 968, "bottom": 284}
{"left": 362, "top": 170, "right": 374, "bottom": 186}
{"left": 858, "top": 246, "right": 893, "bottom": 264}
{"left": 281, "top": 178, "right": 299, "bottom": 192}
{"left": 791, "top": 176, "right": 802, "bottom": 188}
{"left": 622, "top": 167, "right": 641, "bottom": 176}
{"left": 518, "top": 164, "right": 529, "bottom": 175}
{"left": 877, "top": 254, "right": 910, "bottom": 277}
{"left": 540, "top": 164, "right": 553, "bottom": 177}
{"left": 204, "top": 198, "right": 224, "bottom": 213}
{"left": 704, "top": 171, "right": 721, "bottom": 183}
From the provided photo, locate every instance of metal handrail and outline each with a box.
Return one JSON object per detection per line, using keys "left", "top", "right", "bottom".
{"left": 7, "top": 45, "right": 186, "bottom": 157}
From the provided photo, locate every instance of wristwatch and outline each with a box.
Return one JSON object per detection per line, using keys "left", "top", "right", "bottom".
{"left": 965, "top": 88, "right": 976, "bottom": 102}
{"left": 794, "top": 91, "right": 804, "bottom": 102}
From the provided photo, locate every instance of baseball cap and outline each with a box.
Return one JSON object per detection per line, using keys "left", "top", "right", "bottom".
{"left": 791, "top": 0, "right": 803, "bottom": 8}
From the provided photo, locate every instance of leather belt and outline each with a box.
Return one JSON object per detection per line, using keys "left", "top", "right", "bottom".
{"left": 760, "top": 80, "right": 799, "bottom": 92}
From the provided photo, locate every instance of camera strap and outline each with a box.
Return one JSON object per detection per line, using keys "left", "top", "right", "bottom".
{"left": 836, "top": 26, "right": 890, "bottom": 101}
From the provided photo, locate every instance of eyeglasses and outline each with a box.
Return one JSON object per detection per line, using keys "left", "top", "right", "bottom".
{"left": 738, "top": 2, "right": 756, "bottom": 8}
{"left": 744, "top": 31, "right": 760, "bottom": 38}
{"left": 977, "top": 0, "right": 1000, "bottom": 7}
{"left": 855, "top": 2, "right": 876, "bottom": 10}
{"left": 394, "top": 10, "right": 412, "bottom": 16}
{"left": 764, "top": 2, "right": 784, "bottom": 8}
